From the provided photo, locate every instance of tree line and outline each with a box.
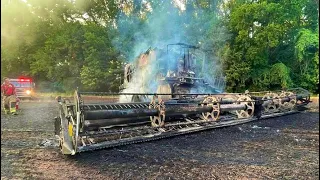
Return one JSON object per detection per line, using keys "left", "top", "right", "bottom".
{"left": 1, "top": 0, "right": 318, "bottom": 93}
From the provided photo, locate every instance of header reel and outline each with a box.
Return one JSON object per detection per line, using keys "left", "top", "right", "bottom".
{"left": 55, "top": 88, "right": 311, "bottom": 155}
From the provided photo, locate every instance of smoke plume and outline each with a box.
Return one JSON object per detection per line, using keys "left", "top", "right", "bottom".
{"left": 113, "top": 0, "right": 228, "bottom": 102}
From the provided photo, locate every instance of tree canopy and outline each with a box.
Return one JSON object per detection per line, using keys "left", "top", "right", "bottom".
{"left": 1, "top": 0, "right": 318, "bottom": 93}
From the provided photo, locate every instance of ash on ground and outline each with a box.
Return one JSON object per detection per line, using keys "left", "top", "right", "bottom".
{"left": 1, "top": 99, "right": 319, "bottom": 179}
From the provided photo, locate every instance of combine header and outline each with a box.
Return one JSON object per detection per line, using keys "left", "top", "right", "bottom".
{"left": 55, "top": 88, "right": 311, "bottom": 155}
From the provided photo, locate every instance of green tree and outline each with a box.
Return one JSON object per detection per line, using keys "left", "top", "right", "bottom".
{"left": 293, "top": 28, "right": 319, "bottom": 92}
{"left": 221, "top": 0, "right": 318, "bottom": 92}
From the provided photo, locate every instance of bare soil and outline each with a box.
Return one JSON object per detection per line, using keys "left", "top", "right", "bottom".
{"left": 1, "top": 98, "right": 319, "bottom": 179}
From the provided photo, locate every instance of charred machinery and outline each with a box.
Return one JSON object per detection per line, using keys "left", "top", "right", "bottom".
{"left": 55, "top": 88, "right": 311, "bottom": 155}
{"left": 121, "top": 43, "right": 225, "bottom": 102}
{"left": 54, "top": 43, "right": 311, "bottom": 155}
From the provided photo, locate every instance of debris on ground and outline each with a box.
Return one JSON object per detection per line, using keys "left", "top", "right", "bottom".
{"left": 1, "top": 101, "right": 319, "bottom": 179}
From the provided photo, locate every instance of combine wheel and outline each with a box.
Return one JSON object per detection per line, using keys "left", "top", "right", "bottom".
{"left": 279, "top": 91, "right": 296, "bottom": 111}
{"left": 149, "top": 96, "right": 166, "bottom": 127}
{"left": 262, "top": 93, "right": 280, "bottom": 113}
{"left": 235, "top": 95, "right": 254, "bottom": 119}
{"left": 201, "top": 96, "right": 220, "bottom": 121}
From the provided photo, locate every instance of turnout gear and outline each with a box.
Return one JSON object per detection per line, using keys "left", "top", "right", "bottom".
{"left": 1, "top": 78, "right": 18, "bottom": 114}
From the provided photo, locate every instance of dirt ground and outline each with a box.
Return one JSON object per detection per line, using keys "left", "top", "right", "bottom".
{"left": 1, "top": 97, "right": 319, "bottom": 179}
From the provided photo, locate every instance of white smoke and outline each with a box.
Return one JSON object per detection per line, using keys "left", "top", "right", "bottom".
{"left": 114, "top": 0, "right": 228, "bottom": 101}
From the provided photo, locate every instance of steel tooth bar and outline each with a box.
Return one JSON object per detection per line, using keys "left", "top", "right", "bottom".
{"left": 80, "top": 96, "right": 304, "bottom": 111}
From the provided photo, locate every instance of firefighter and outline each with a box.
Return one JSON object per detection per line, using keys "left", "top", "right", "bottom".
{"left": 1, "top": 77, "right": 17, "bottom": 114}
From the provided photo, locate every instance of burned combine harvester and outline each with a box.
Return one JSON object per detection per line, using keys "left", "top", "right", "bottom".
{"left": 120, "top": 43, "right": 226, "bottom": 102}
{"left": 55, "top": 43, "right": 311, "bottom": 155}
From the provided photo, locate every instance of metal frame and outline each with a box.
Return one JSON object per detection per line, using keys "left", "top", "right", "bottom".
{"left": 56, "top": 88, "right": 311, "bottom": 155}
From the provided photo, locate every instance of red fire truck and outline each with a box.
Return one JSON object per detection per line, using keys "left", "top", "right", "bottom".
{"left": 8, "top": 77, "right": 35, "bottom": 98}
